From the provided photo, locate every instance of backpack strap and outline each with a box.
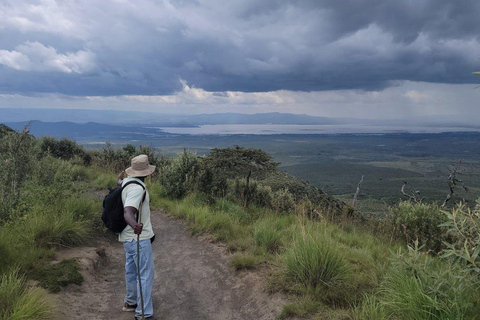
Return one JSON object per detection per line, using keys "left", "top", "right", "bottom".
{"left": 121, "top": 180, "right": 147, "bottom": 222}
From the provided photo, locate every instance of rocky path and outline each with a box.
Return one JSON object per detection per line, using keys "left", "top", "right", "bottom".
{"left": 56, "top": 210, "right": 284, "bottom": 320}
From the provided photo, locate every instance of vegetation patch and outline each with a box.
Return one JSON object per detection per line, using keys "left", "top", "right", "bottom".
{"left": 0, "top": 271, "right": 53, "bottom": 319}
{"left": 32, "top": 259, "right": 84, "bottom": 293}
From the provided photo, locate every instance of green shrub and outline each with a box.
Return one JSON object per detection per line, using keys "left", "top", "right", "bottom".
{"left": 92, "top": 173, "right": 117, "bottom": 190}
{"left": 0, "top": 126, "right": 37, "bottom": 221}
{"left": 388, "top": 201, "right": 446, "bottom": 253}
{"left": 160, "top": 150, "right": 199, "bottom": 198}
{"left": 381, "top": 244, "right": 480, "bottom": 320}
{"left": 0, "top": 271, "right": 53, "bottom": 320}
{"left": 272, "top": 188, "right": 295, "bottom": 213}
{"left": 39, "top": 136, "right": 90, "bottom": 164}
{"left": 441, "top": 201, "right": 480, "bottom": 270}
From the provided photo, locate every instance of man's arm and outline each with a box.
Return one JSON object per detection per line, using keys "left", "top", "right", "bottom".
{"left": 124, "top": 206, "right": 143, "bottom": 234}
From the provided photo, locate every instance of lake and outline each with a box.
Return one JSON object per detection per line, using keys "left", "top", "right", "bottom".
{"left": 155, "top": 124, "right": 480, "bottom": 135}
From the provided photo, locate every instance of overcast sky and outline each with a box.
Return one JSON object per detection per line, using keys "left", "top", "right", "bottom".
{"left": 0, "top": 0, "right": 479, "bottom": 121}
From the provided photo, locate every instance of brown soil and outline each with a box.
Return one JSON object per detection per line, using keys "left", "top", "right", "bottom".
{"left": 55, "top": 210, "right": 285, "bottom": 320}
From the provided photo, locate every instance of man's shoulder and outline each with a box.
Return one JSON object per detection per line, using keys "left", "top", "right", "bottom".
{"left": 122, "top": 177, "right": 146, "bottom": 189}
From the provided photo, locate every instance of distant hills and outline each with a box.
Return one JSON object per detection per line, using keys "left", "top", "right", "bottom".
{"left": 4, "top": 121, "right": 165, "bottom": 141}
{"left": 0, "top": 108, "right": 344, "bottom": 126}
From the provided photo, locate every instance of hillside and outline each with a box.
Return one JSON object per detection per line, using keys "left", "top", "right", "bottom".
{"left": 1, "top": 125, "right": 480, "bottom": 320}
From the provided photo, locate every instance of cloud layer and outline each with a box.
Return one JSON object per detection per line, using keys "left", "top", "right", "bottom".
{"left": 0, "top": 0, "right": 479, "bottom": 96}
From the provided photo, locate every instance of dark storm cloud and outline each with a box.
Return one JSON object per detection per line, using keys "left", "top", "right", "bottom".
{"left": 0, "top": 0, "right": 479, "bottom": 96}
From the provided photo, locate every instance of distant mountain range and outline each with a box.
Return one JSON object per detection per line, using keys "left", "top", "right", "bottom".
{"left": 4, "top": 121, "right": 166, "bottom": 140}
{"left": 0, "top": 108, "right": 345, "bottom": 126}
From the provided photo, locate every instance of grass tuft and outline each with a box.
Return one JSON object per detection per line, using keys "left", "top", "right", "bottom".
{"left": 0, "top": 270, "right": 53, "bottom": 319}
{"left": 230, "top": 253, "right": 260, "bottom": 270}
{"left": 285, "top": 232, "right": 350, "bottom": 291}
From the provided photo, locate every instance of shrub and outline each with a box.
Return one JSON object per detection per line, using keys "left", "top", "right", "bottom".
{"left": 39, "top": 136, "right": 90, "bottom": 164}
{"left": 92, "top": 173, "right": 117, "bottom": 190}
{"left": 272, "top": 188, "right": 295, "bottom": 213}
{"left": 0, "top": 126, "right": 37, "bottom": 221}
{"left": 441, "top": 201, "right": 480, "bottom": 270}
{"left": 388, "top": 201, "right": 446, "bottom": 253}
{"left": 381, "top": 244, "right": 480, "bottom": 319}
{"left": 160, "top": 150, "right": 199, "bottom": 198}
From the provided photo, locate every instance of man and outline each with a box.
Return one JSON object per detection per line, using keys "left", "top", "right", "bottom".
{"left": 118, "top": 154, "right": 156, "bottom": 320}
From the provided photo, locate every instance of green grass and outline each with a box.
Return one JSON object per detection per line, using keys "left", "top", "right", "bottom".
{"left": 0, "top": 271, "right": 53, "bottom": 320}
{"left": 230, "top": 253, "right": 260, "bottom": 270}
{"left": 284, "top": 231, "right": 350, "bottom": 293}
{"left": 253, "top": 215, "right": 292, "bottom": 253}
{"left": 25, "top": 209, "right": 89, "bottom": 248}
{"left": 91, "top": 172, "right": 117, "bottom": 189}
{"left": 31, "top": 259, "right": 84, "bottom": 293}
{"left": 351, "top": 294, "right": 389, "bottom": 320}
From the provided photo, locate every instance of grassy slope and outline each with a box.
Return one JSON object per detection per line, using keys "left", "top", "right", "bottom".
{"left": 150, "top": 183, "right": 480, "bottom": 320}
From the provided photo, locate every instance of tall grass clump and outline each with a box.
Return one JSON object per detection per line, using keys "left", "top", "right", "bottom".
{"left": 284, "top": 230, "right": 350, "bottom": 294}
{"left": 253, "top": 216, "right": 292, "bottom": 253}
{"left": 351, "top": 294, "right": 389, "bottom": 320}
{"left": 0, "top": 271, "right": 53, "bottom": 320}
{"left": 25, "top": 209, "right": 89, "bottom": 248}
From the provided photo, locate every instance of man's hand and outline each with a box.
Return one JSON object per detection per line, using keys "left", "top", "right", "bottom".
{"left": 117, "top": 171, "right": 125, "bottom": 186}
{"left": 133, "top": 223, "right": 143, "bottom": 234}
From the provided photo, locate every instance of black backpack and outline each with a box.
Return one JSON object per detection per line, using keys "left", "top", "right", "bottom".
{"left": 102, "top": 181, "right": 145, "bottom": 233}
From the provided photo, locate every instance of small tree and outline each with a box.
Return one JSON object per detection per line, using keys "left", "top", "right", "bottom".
{"left": 0, "top": 125, "right": 37, "bottom": 221}
{"left": 205, "top": 146, "right": 278, "bottom": 206}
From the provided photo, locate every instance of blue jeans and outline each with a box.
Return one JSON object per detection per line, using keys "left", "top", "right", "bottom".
{"left": 123, "top": 239, "right": 155, "bottom": 318}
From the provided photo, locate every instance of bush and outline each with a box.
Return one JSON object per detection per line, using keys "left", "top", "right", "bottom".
{"left": 39, "top": 136, "right": 90, "bottom": 164}
{"left": 0, "top": 126, "right": 37, "bottom": 221}
{"left": 92, "top": 173, "right": 117, "bottom": 190}
{"left": 441, "top": 201, "right": 480, "bottom": 271}
{"left": 272, "top": 188, "right": 295, "bottom": 213}
{"left": 388, "top": 201, "right": 446, "bottom": 253}
{"left": 381, "top": 244, "right": 480, "bottom": 320}
{"left": 160, "top": 150, "right": 199, "bottom": 198}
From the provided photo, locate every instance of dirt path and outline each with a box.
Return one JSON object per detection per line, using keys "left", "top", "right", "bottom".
{"left": 56, "top": 210, "right": 284, "bottom": 320}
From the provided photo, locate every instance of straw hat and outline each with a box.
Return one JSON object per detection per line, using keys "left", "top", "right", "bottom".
{"left": 125, "top": 154, "right": 156, "bottom": 177}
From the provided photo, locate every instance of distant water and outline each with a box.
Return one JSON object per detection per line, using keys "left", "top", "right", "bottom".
{"left": 155, "top": 124, "right": 480, "bottom": 135}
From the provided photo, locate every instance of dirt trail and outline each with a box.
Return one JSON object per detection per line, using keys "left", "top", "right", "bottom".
{"left": 56, "top": 210, "right": 284, "bottom": 320}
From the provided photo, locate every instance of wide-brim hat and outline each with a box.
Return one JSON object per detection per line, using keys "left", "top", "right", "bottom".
{"left": 125, "top": 154, "right": 156, "bottom": 177}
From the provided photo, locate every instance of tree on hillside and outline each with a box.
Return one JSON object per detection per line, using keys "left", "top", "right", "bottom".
{"left": 205, "top": 146, "right": 279, "bottom": 206}
{"left": 0, "top": 125, "right": 36, "bottom": 220}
